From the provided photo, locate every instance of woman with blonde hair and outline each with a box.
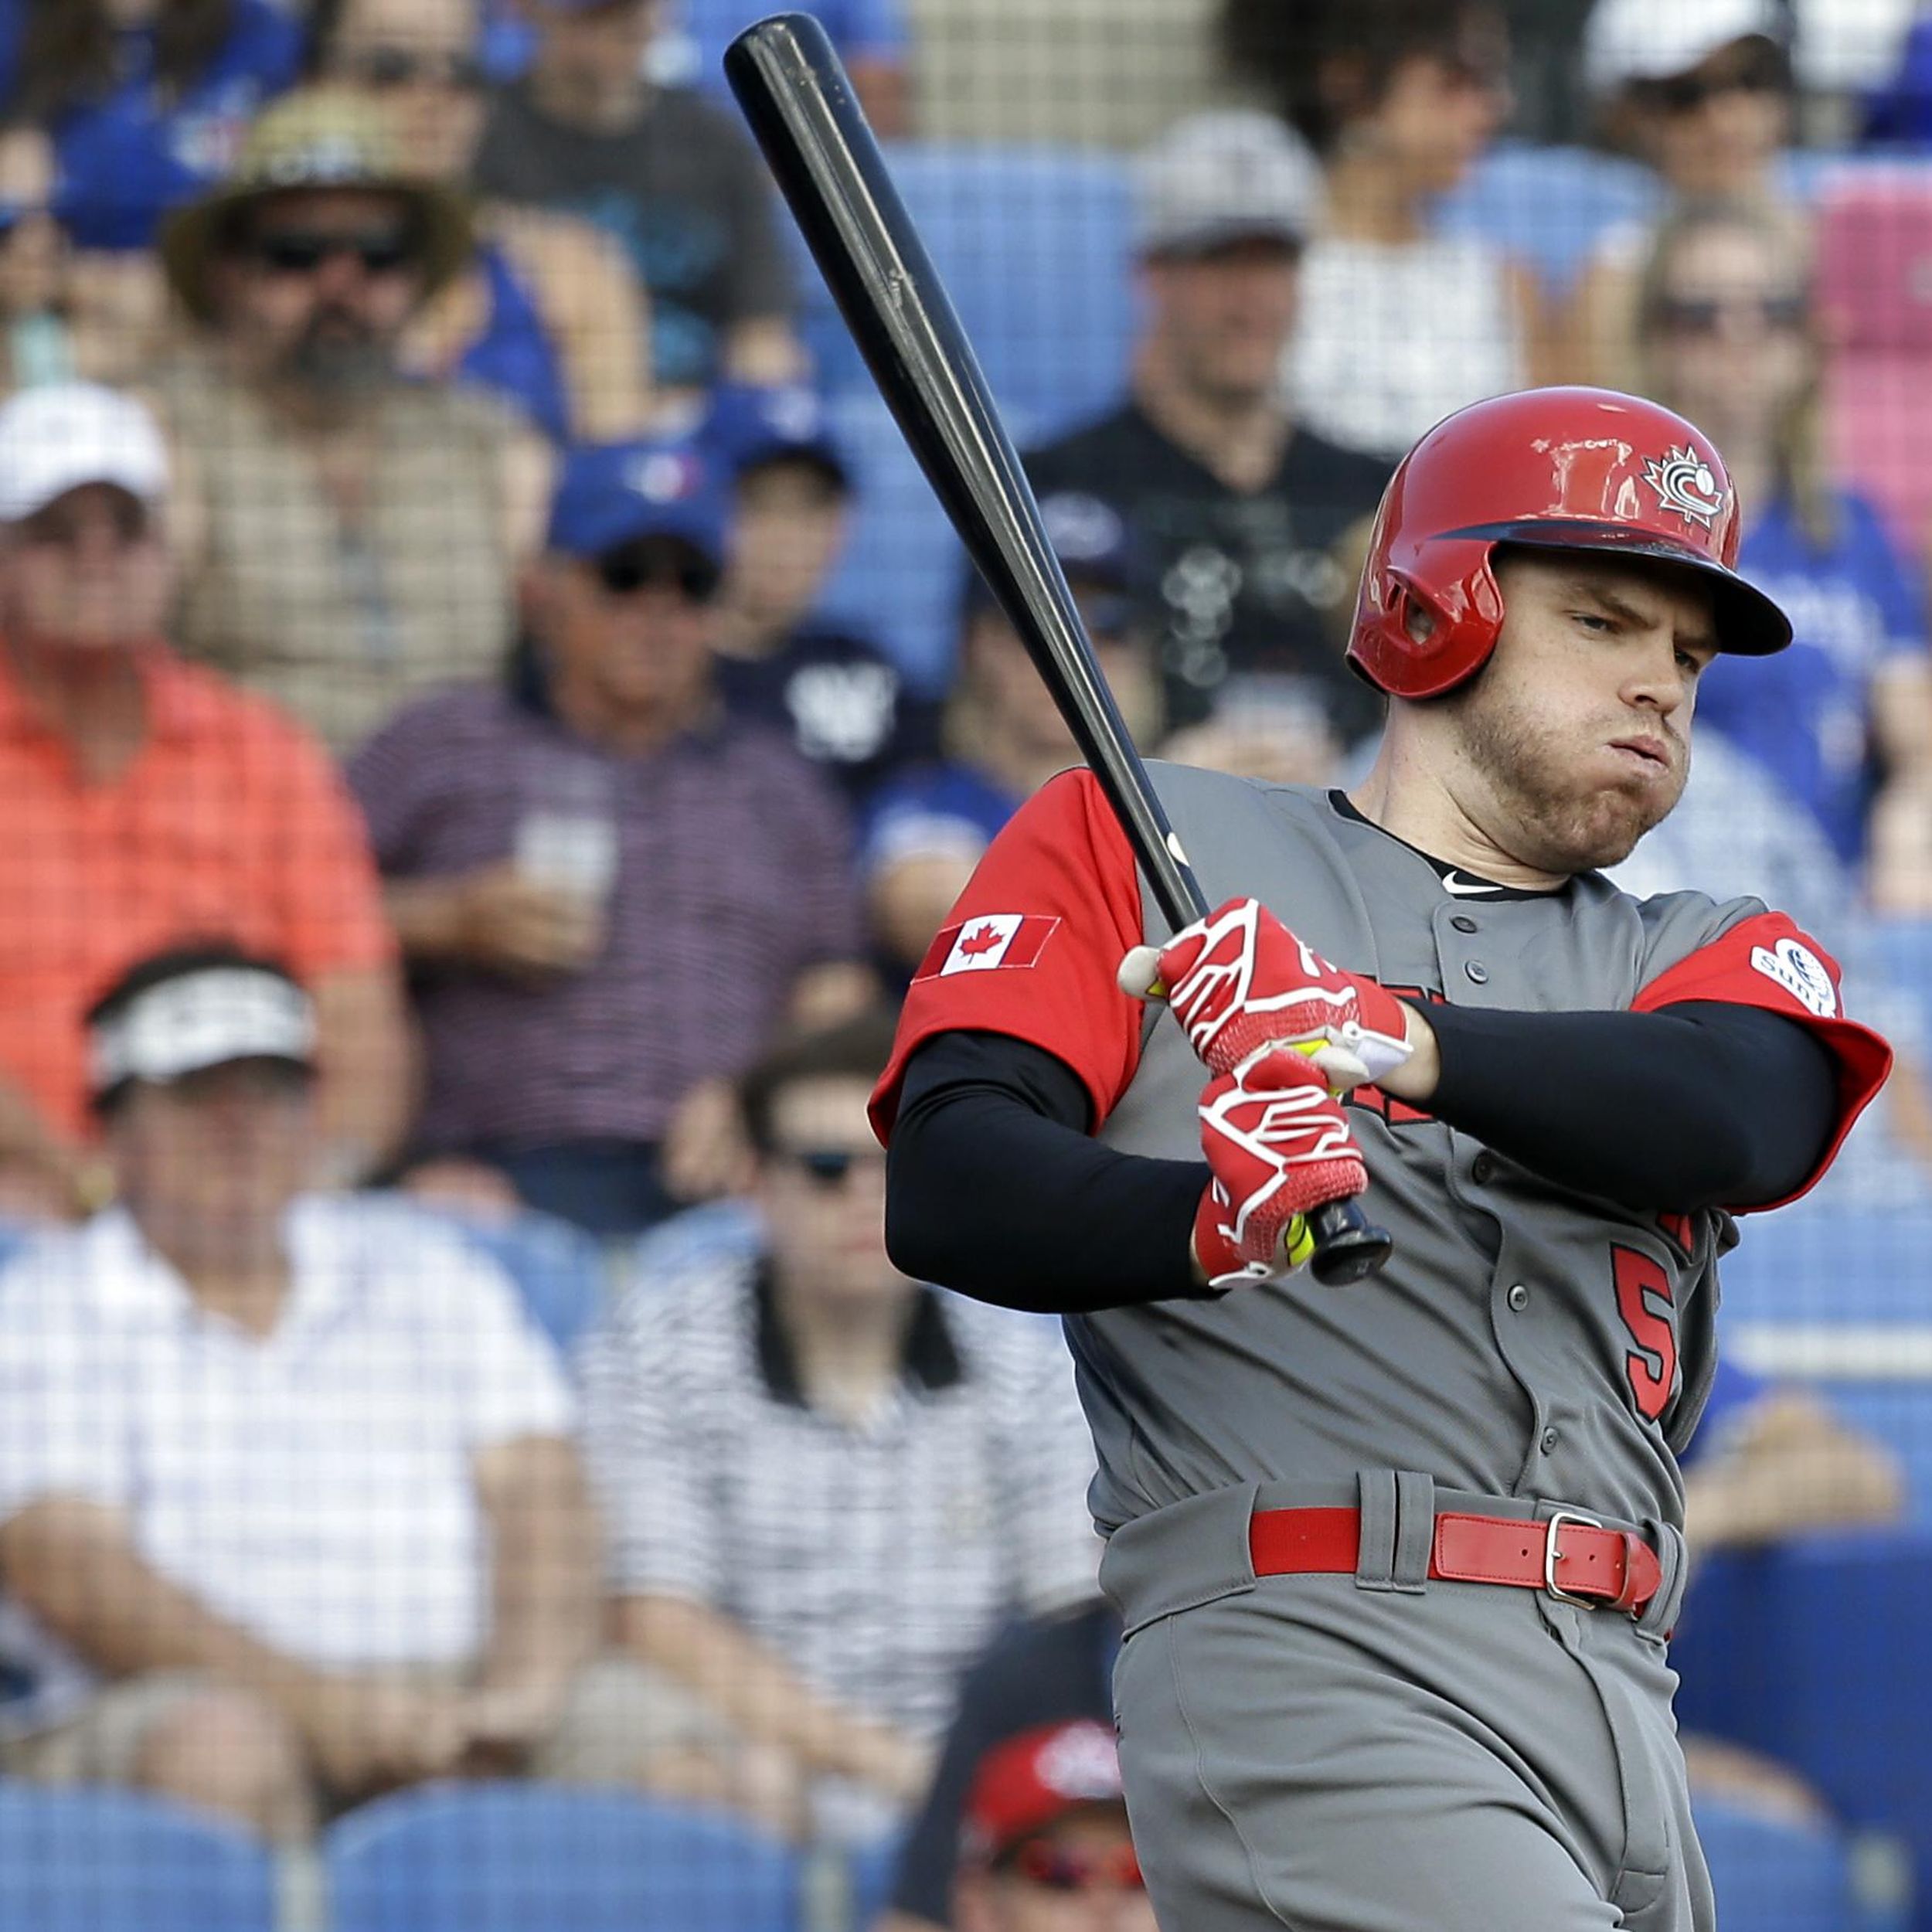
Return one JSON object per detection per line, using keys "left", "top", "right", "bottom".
{"left": 1636, "top": 196, "right": 1932, "bottom": 907}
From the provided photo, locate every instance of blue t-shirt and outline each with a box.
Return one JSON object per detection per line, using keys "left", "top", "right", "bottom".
{"left": 0, "top": 0, "right": 302, "bottom": 250}
{"left": 1697, "top": 490, "right": 1928, "bottom": 865}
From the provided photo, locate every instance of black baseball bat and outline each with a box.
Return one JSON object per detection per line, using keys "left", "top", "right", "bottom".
{"left": 725, "top": 14, "right": 1392, "bottom": 1287}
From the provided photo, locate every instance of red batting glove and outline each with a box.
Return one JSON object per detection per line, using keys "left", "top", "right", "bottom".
{"left": 1119, "top": 896, "right": 1412, "bottom": 1090}
{"left": 1192, "top": 1046, "right": 1369, "bottom": 1291}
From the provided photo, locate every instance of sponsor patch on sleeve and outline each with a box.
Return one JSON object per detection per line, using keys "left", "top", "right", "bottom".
{"left": 915, "top": 914, "right": 1062, "bottom": 981}
{"left": 1749, "top": 936, "right": 1838, "bottom": 1019}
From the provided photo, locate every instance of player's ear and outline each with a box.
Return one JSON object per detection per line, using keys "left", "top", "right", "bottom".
{"left": 1402, "top": 594, "right": 1438, "bottom": 646}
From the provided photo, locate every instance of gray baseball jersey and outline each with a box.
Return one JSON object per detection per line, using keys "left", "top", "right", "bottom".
{"left": 876, "top": 763, "right": 1884, "bottom": 1932}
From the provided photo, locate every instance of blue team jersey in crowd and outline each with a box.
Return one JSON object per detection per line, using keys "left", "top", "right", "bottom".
{"left": 1698, "top": 489, "right": 1929, "bottom": 866}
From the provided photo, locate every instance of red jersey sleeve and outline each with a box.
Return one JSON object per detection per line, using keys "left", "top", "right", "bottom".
{"left": 1631, "top": 910, "right": 1893, "bottom": 1213}
{"left": 869, "top": 769, "right": 1148, "bottom": 1142}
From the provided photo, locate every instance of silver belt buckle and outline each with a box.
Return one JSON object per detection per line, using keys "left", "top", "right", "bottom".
{"left": 1543, "top": 1509, "right": 1604, "bottom": 1606}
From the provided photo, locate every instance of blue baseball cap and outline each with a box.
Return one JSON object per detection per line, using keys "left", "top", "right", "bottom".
{"left": 702, "top": 383, "right": 850, "bottom": 489}
{"left": 960, "top": 491, "right": 1141, "bottom": 632}
{"left": 545, "top": 438, "right": 730, "bottom": 566}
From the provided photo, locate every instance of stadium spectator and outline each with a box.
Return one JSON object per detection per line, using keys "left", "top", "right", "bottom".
{"left": 1633, "top": 197, "right": 1932, "bottom": 904}
{"left": 472, "top": 0, "right": 801, "bottom": 397}
{"left": 0, "top": 947, "right": 605, "bottom": 1840}
{"left": 307, "top": 0, "right": 655, "bottom": 443}
{"left": 0, "top": 162, "right": 80, "bottom": 393}
{"left": 1563, "top": 0, "right": 1804, "bottom": 389}
{"left": 150, "top": 87, "right": 549, "bottom": 756}
{"left": 1025, "top": 113, "right": 1391, "bottom": 750}
{"left": 705, "top": 382, "right": 937, "bottom": 804}
{"left": 580, "top": 1012, "right": 1100, "bottom": 1845}
{"left": 1222, "top": 0, "right": 1539, "bottom": 460}
{"left": 349, "top": 437, "right": 867, "bottom": 1235}
{"left": 862, "top": 500, "right": 1159, "bottom": 977}
{"left": 879, "top": 1604, "right": 1117, "bottom": 1932}
{"left": 0, "top": 382, "right": 407, "bottom": 1220}
{"left": 0, "top": 0, "right": 304, "bottom": 386}
{"left": 953, "top": 1720, "right": 1155, "bottom": 1932}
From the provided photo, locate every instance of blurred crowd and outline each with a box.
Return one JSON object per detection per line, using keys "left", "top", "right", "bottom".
{"left": 0, "top": 0, "right": 1923, "bottom": 1924}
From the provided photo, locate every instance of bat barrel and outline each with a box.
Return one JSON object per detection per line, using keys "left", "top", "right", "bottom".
{"left": 724, "top": 12, "right": 1203, "bottom": 932}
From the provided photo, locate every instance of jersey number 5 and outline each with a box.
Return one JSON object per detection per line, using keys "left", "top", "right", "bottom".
{"left": 1614, "top": 1247, "right": 1677, "bottom": 1422}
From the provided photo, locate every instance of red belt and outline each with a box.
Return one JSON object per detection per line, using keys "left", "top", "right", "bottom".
{"left": 1249, "top": 1505, "right": 1662, "bottom": 1617}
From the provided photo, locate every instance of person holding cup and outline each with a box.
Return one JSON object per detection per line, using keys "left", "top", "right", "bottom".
{"left": 348, "top": 437, "right": 869, "bottom": 1235}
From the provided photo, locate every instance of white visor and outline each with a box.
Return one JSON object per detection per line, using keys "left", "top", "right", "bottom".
{"left": 90, "top": 968, "right": 317, "bottom": 1097}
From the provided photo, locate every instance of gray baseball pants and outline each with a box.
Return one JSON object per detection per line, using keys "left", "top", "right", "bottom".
{"left": 1100, "top": 1475, "right": 1704, "bottom": 1932}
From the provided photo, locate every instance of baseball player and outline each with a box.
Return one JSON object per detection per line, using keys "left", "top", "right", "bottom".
{"left": 869, "top": 386, "right": 1893, "bottom": 1932}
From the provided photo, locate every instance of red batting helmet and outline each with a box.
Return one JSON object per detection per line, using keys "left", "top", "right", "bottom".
{"left": 1346, "top": 387, "right": 1792, "bottom": 699}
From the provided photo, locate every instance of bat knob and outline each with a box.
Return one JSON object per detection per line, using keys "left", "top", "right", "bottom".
{"left": 1306, "top": 1200, "right": 1394, "bottom": 1286}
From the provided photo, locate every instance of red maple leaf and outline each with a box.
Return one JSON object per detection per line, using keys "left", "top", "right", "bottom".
{"left": 957, "top": 921, "right": 1006, "bottom": 957}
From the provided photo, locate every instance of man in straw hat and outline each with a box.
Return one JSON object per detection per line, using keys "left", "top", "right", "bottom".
{"left": 151, "top": 87, "right": 553, "bottom": 755}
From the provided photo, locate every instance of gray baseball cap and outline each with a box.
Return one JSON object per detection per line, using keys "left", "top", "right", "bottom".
{"left": 1135, "top": 111, "right": 1322, "bottom": 260}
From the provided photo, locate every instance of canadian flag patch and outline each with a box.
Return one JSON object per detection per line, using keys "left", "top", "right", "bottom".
{"left": 917, "top": 914, "right": 1061, "bottom": 980}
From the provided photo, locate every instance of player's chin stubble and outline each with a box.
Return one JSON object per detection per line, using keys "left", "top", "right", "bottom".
{"left": 1454, "top": 683, "right": 1685, "bottom": 875}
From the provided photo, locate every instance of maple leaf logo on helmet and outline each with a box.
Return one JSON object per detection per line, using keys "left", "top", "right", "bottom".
{"left": 1641, "top": 444, "right": 1727, "bottom": 531}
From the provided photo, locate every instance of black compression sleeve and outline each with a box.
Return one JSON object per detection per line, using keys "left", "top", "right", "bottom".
{"left": 1423, "top": 999, "right": 1840, "bottom": 1210}
{"left": 887, "top": 1031, "right": 1208, "bottom": 1312}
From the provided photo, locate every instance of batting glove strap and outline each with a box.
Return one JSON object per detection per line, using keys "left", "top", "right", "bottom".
{"left": 1120, "top": 897, "right": 1413, "bottom": 1090}
{"left": 1192, "top": 1048, "right": 1369, "bottom": 1290}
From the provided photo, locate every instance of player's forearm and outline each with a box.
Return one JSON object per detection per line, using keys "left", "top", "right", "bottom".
{"left": 889, "top": 1033, "right": 1208, "bottom": 1312}
{"left": 1386, "top": 999, "right": 1839, "bottom": 1210}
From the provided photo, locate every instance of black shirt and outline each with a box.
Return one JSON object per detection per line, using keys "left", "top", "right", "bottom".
{"left": 713, "top": 623, "right": 940, "bottom": 804}
{"left": 1024, "top": 400, "right": 1393, "bottom": 739}
{"left": 473, "top": 80, "right": 794, "bottom": 389}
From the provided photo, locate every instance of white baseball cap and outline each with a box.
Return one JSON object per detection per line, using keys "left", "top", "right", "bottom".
{"left": 1583, "top": 0, "right": 1787, "bottom": 96}
{"left": 0, "top": 383, "right": 170, "bottom": 526}
{"left": 1135, "top": 111, "right": 1321, "bottom": 259}
{"left": 90, "top": 964, "right": 317, "bottom": 1101}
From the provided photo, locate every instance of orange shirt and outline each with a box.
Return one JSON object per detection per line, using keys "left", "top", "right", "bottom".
{"left": 0, "top": 645, "right": 396, "bottom": 1141}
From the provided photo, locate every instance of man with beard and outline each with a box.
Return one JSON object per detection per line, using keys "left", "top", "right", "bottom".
{"left": 151, "top": 88, "right": 553, "bottom": 754}
{"left": 870, "top": 388, "right": 1894, "bottom": 1932}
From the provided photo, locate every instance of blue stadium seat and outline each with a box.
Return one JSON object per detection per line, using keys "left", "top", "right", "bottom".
{"left": 440, "top": 1209, "right": 610, "bottom": 1358}
{"left": 625, "top": 1197, "right": 764, "bottom": 1293}
{"left": 0, "top": 1782, "right": 276, "bottom": 1932}
{"left": 1716, "top": 1206, "right": 1932, "bottom": 1327}
{"left": 1694, "top": 1793, "right": 1888, "bottom": 1930}
{"left": 1431, "top": 141, "right": 1658, "bottom": 294}
{"left": 325, "top": 1784, "right": 803, "bottom": 1932}
{"left": 847, "top": 1828, "right": 907, "bottom": 1931}
{"left": 795, "top": 143, "right": 1136, "bottom": 443}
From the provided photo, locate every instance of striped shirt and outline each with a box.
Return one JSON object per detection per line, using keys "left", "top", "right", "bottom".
{"left": 347, "top": 682, "right": 861, "bottom": 1150}
{"left": 580, "top": 1232, "right": 1102, "bottom": 1743}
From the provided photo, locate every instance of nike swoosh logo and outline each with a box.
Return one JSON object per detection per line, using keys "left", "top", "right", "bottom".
{"left": 1441, "top": 870, "right": 1497, "bottom": 897}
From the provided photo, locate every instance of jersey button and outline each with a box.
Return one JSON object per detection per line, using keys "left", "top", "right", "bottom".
{"left": 1451, "top": 914, "right": 1479, "bottom": 934}
{"left": 1506, "top": 1284, "right": 1529, "bottom": 1311}
{"left": 1539, "top": 1427, "right": 1560, "bottom": 1454}
{"left": 1464, "top": 961, "right": 1490, "bottom": 985}
{"left": 1471, "top": 1152, "right": 1498, "bottom": 1184}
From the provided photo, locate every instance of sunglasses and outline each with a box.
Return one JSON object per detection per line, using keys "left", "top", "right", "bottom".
{"left": 777, "top": 1147, "right": 886, "bottom": 1189}
{"left": 1655, "top": 292, "right": 1807, "bottom": 337}
{"left": 340, "top": 44, "right": 487, "bottom": 92}
{"left": 247, "top": 228, "right": 420, "bottom": 277}
{"left": 1640, "top": 42, "right": 1790, "bottom": 114}
{"left": 1011, "top": 1842, "right": 1145, "bottom": 1893}
{"left": 596, "top": 549, "right": 722, "bottom": 602}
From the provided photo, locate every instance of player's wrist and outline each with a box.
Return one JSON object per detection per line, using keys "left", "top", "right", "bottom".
{"left": 1376, "top": 1002, "right": 1440, "bottom": 1104}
